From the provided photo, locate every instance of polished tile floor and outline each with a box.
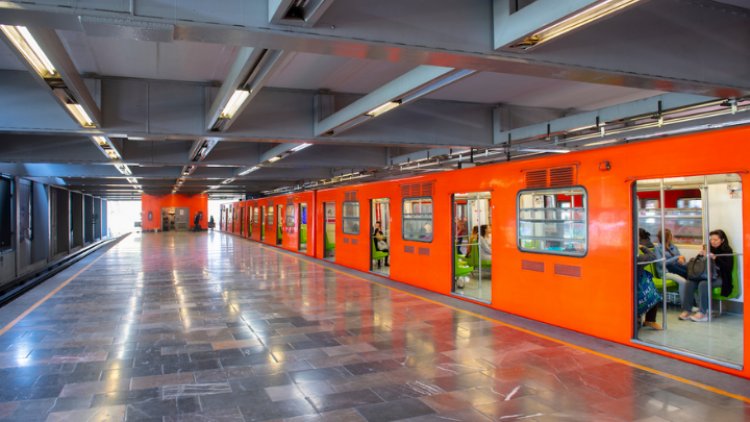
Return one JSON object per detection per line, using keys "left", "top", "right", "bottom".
{"left": 0, "top": 231, "right": 748, "bottom": 421}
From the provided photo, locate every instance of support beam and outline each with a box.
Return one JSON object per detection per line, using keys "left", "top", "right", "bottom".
{"left": 1, "top": 1, "right": 746, "bottom": 95}
{"left": 206, "top": 48, "right": 292, "bottom": 131}
{"left": 494, "top": 93, "right": 718, "bottom": 145}
{"left": 0, "top": 26, "right": 101, "bottom": 127}
{"left": 494, "top": 0, "right": 641, "bottom": 51}
{"left": 315, "top": 65, "right": 475, "bottom": 136}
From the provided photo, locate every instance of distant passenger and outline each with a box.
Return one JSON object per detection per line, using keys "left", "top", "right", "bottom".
{"left": 479, "top": 224, "right": 492, "bottom": 261}
{"left": 208, "top": 215, "right": 216, "bottom": 229}
{"left": 684, "top": 229, "right": 734, "bottom": 322}
{"left": 372, "top": 221, "right": 389, "bottom": 267}
{"left": 455, "top": 218, "right": 468, "bottom": 255}
{"left": 465, "top": 226, "right": 479, "bottom": 257}
{"left": 419, "top": 223, "right": 433, "bottom": 241}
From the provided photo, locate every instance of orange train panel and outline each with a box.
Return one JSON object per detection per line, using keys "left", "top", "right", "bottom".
{"left": 141, "top": 193, "right": 208, "bottom": 232}
{"left": 220, "top": 126, "right": 750, "bottom": 378}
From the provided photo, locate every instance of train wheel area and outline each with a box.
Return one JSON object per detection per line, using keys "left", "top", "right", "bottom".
{"left": 0, "top": 230, "right": 748, "bottom": 421}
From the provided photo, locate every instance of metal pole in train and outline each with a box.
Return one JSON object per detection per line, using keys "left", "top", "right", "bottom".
{"left": 703, "top": 176, "right": 712, "bottom": 321}
{"left": 659, "top": 180, "right": 668, "bottom": 329}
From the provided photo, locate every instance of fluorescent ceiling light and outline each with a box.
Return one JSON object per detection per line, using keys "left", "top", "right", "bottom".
{"left": 511, "top": 0, "right": 641, "bottom": 50}
{"left": 238, "top": 166, "right": 260, "bottom": 176}
{"left": 583, "top": 139, "right": 619, "bottom": 147}
{"left": 0, "top": 25, "right": 57, "bottom": 78}
{"left": 126, "top": 177, "right": 138, "bottom": 183}
{"left": 519, "top": 148, "right": 571, "bottom": 154}
{"left": 92, "top": 136, "right": 108, "bottom": 146}
{"left": 66, "top": 103, "right": 95, "bottom": 127}
{"left": 116, "top": 163, "right": 132, "bottom": 175}
{"left": 106, "top": 149, "right": 120, "bottom": 160}
{"left": 221, "top": 178, "right": 235, "bottom": 184}
{"left": 267, "top": 156, "right": 281, "bottom": 163}
{"left": 220, "top": 89, "right": 250, "bottom": 119}
{"left": 366, "top": 101, "right": 401, "bottom": 117}
{"left": 291, "top": 143, "right": 312, "bottom": 152}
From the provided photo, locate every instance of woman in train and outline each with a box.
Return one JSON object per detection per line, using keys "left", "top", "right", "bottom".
{"left": 684, "top": 229, "right": 734, "bottom": 322}
{"left": 479, "top": 224, "right": 492, "bottom": 261}
{"left": 653, "top": 229, "right": 691, "bottom": 320}
{"left": 465, "top": 226, "right": 479, "bottom": 258}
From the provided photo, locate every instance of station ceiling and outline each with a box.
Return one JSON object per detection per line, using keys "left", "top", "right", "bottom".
{"left": 0, "top": 0, "right": 748, "bottom": 199}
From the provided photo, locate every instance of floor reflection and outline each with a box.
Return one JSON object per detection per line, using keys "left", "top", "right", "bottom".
{"left": 0, "top": 231, "right": 746, "bottom": 421}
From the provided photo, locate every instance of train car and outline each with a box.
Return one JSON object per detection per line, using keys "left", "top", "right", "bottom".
{"left": 220, "top": 126, "right": 749, "bottom": 378}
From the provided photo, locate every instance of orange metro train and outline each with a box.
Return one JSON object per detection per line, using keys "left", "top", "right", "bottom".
{"left": 220, "top": 126, "right": 749, "bottom": 378}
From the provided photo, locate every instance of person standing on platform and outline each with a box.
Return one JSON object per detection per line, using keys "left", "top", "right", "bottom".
{"left": 193, "top": 211, "right": 203, "bottom": 232}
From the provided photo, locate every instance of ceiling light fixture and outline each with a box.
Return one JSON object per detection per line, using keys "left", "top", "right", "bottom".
{"left": 238, "top": 166, "right": 260, "bottom": 176}
{"left": 66, "top": 103, "right": 95, "bottom": 127}
{"left": 0, "top": 25, "right": 57, "bottom": 78}
{"left": 290, "top": 143, "right": 312, "bottom": 152}
{"left": 366, "top": 101, "right": 401, "bottom": 117}
{"left": 267, "top": 156, "right": 281, "bottom": 163}
{"left": 518, "top": 148, "right": 571, "bottom": 154}
{"left": 115, "top": 163, "right": 132, "bottom": 175}
{"left": 510, "top": 0, "right": 642, "bottom": 50}
{"left": 220, "top": 89, "right": 250, "bottom": 119}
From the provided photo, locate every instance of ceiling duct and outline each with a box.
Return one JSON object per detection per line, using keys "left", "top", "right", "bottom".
{"left": 269, "top": 0, "right": 335, "bottom": 27}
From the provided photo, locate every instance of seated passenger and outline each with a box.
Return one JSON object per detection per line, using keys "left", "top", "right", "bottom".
{"left": 637, "top": 228, "right": 661, "bottom": 330}
{"left": 653, "top": 229, "right": 690, "bottom": 319}
{"left": 684, "top": 229, "right": 734, "bottom": 322}
{"left": 466, "top": 226, "right": 479, "bottom": 257}
{"left": 479, "top": 224, "right": 492, "bottom": 261}
{"left": 372, "top": 221, "right": 389, "bottom": 266}
{"left": 419, "top": 223, "right": 433, "bottom": 241}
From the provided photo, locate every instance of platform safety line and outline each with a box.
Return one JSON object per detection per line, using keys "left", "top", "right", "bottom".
{"left": 253, "top": 240, "right": 750, "bottom": 405}
{"left": 0, "top": 252, "right": 107, "bottom": 337}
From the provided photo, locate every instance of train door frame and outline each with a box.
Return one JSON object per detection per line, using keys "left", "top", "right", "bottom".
{"left": 239, "top": 206, "right": 244, "bottom": 236}
{"left": 632, "top": 173, "right": 744, "bottom": 369}
{"left": 451, "top": 191, "right": 492, "bottom": 303}
{"left": 299, "top": 202, "right": 308, "bottom": 252}
{"left": 246, "top": 204, "right": 252, "bottom": 238}
{"left": 323, "top": 201, "right": 336, "bottom": 261}
{"left": 260, "top": 206, "right": 266, "bottom": 241}
{"left": 370, "top": 198, "right": 390, "bottom": 275}
{"left": 276, "top": 204, "right": 283, "bottom": 246}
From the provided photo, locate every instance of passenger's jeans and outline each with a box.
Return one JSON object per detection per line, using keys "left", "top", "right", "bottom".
{"left": 683, "top": 277, "right": 722, "bottom": 313}
{"left": 667, "top": 262, "right": 688, "bottom": 279}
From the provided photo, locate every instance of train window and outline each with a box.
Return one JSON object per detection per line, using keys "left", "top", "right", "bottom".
{"left": 253, "top": 207, "right": 259, "bottom": 223}
{"left": 0, "top": 176, "right": 11, "bottom": 250}
{"left": 342, "top": 201, "right": 360, "bottom": 234}
{"left": 267, "top": 205, "right": 274, "bottom": 225}
{"left": 403, "top": 197, "right": 433, "bottom": 242}
{"left": 517, "top": 187, "right": 587, "bottom": 256}
{"left": 286, "top": 204, "right": 295, "bottom": 227}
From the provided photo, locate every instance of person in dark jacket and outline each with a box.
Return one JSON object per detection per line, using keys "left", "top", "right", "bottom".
{"left": 193, "top": 211, "right": 203, "bottom": 232}
{"left": 685, "top": 229, "right": 734, "bottom": 322}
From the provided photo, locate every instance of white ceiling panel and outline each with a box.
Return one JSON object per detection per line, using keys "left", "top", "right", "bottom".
{"left": 424, "top": 72, "right": 664, "bottom": 110}
{"left": 60, "top": 31, "right": 238, "bottom": 83}
{"left": 266, "top": 52, "right": 415, "bottom": 94}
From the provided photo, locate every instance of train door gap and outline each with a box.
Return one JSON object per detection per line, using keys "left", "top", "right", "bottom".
{"left": 299, "top": 203, "right": 308, "bottom": 253}
{"left": 323, "top": 202, "right": 335, "bottom": 261}
{"left": 260, "top": 206, "right": 266, "bottom": 241}
{"left": 452, "top": 191, "right": 492, "bottom": 303}
{"left": 370, "top": 198, "right": 390, "bottom": 276}
{"left": 276, "top": 204, "right": 283, "bottom": 246}
{"left": 634, "top": 173, "right": 743, "bottom": 367}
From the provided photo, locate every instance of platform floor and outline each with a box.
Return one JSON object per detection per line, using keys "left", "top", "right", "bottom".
{"left": 0, "top": 231, "right": 748, "bottom": 421}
